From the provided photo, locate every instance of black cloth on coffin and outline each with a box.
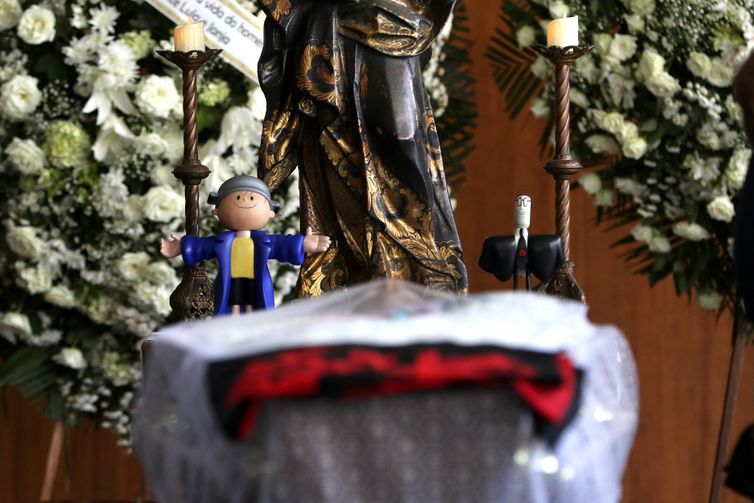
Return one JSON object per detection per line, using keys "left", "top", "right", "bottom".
{"left": 207, "top": 343, "right": 582, "bottom": 446}
{"left": 480, "top": 235, "right": 565, "bottom": 283}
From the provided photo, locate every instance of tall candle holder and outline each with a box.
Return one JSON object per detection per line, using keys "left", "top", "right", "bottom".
{"left": 530, "top": 43, "right": 594, "bottom": 304}
{"left": 157, "top": 48, "right": 222, "bottom": 320}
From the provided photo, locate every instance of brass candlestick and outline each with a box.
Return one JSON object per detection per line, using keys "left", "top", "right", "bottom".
{"left": 157, "top": 48, "right": 222, "bottom": 320}
{"left": 531, "top": 44, "right": 594, "bottom": 304}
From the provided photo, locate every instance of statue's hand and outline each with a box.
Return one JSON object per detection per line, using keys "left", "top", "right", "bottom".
{"left": 303, "top": 227, "right": 331, "bottom": 254}
{"left": 160, "top": 233, "right": 183, "bottom": 258}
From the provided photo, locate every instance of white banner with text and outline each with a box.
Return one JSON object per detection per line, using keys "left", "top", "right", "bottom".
{"left": 145, "top": 0, "right": 264, "bottom": 83}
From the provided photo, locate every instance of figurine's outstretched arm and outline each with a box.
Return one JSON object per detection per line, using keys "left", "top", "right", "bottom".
{"left": 160, "top": 233, "right": 182, "bottom": 258}
{"left": 303, "top": 226, "right": 331, "bottom": 254}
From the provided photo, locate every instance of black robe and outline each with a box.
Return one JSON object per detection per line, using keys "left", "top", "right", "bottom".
{"left": 256, "top": 0, "right": 467, "bottom": 296}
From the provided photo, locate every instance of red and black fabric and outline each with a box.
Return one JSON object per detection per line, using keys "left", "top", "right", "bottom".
{"left": 207, "top": 344, "right": 582, "bottom": 445}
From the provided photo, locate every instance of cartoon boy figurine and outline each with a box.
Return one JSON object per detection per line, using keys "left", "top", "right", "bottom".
{"left": 160, "top": 175, "right": 330, "bottom": 316}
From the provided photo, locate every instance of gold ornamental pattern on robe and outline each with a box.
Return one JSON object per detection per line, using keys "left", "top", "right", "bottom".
{"left": 257, "top": 0, "right": 467, "bottom": 295}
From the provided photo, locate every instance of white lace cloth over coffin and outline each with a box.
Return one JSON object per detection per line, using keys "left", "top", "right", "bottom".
{"left": 133, "top": 280, "right": 638, "bottom": 503}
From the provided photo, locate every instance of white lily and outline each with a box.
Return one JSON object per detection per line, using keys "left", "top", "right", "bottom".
{"left": 83, "top": 73, "right": 136, "bottom": 125}
{"left": 92, "top": 114, "right": 135, "bottom": 161}
{"left": 215, "top": 106, "right": 259, "bottom": 154}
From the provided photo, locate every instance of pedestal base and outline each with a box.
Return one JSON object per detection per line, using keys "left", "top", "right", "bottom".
{"left": 535, "top": 261, "right": 586, "bottom": 303}
{"left": 168, "top": 265, "right": 214, "bottom": 321}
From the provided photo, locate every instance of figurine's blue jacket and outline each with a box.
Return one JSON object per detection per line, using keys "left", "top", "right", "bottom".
{"left": 181, "top": 230, "right": 305, "bottom": 315}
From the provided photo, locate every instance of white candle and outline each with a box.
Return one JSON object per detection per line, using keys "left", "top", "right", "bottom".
{"left": 547, "top": 16, "right": 579, "bottom": 48}
{"left": 174, "top": 18, "right": 205, "bottom": 52}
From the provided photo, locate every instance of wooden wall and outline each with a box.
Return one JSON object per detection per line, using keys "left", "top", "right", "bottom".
{"left": 2, "top": 3, "right": 754, "bottom": 502}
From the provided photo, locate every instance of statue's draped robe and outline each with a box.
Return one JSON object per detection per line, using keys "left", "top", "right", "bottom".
{"left": 257, "top": 0, "right": 468, "bottom": 295}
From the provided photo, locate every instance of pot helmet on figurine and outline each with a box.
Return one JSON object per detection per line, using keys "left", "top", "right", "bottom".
{"left": 208, "top": 175, "right": 281, "bottom": 232}
{"left": 207, "top": 175, "right": 281, "bottom": 212}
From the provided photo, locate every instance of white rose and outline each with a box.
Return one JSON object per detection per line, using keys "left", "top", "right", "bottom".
{"left": 594, "top": 188, "right": 616, "bottom": 207}
{"left": 726, "top": 95, "right": 743, "bottom": 123}
{"left": 579, "top": 172, "right": 602, "bottom": 194}
{"left": 134, "top": 132, "right": 168, "bottom": 158}
{"left": 594, "top": 33, "right": 613, "bottom": 56}
{"left": 626, "top": 0, "right": 656, "bottom": 16}
{"left": 687, "top": 52, "right": 711, "bottom": 78}
{"left": 575, "top": 55, "right": 598, "bottom": 83}
{"left": 53, "top": 347, "right": 87, "bottom": 370}
{"left": 707, "top": 196, "right": 735, "bottom": 222}
{"left": 609, "top": 34, "right": 638, "bottom": 62}
{"left": 646, "top": 72, "right": 680, "bottom": 98}
{"left": 135, "top": 75, "right": 180, "bottom": 118}
{"left": 117, "top": 252, "right": 151, "bottom": 281}
{"left": 248, "top": 86, "right": 267, "bottom": 121}
{"left": 616, "top": 120, "right": 639, "bottom": 143}
{"left": 707, "top": 58, "right": 735, "bottom": 88}
{"left": 664, "top": 203, "right": 684, "bottom": 220}
{"left": 648, "top": 235, "right": 671, "bottom": 253}
{"left": 697, "top": 291, "right": 723, "bottom": 311}
{"left": 595, "top": 111, "right": 626, "bottom": 136}
{"left": 531, "top": 56, "right": 550, "bottom": 79}
{"left": 150, "top": 163, "right": 176, "bottom": 186}
{"left": 606, "top": 73, "right": 634, "bottom": 107}
{"left": 530, "top": 98, "right": 550, "bottom": 118}
{"left": 44, "top": 285, "right": 78, "bottom": 308}
{"left": 569, "top": 88, "right": 589, "bottom": 108}
{"left": 0, "top": 0, "right": 21, "bottom": 31}
{"left": 17, "top": 5, "right": 55, "bottom": 45}
{"left": 6, "top": 226, "right": 43, "bottom": 260}
{"left": 0, "top": 75, "right": 41, "bottom": 120}
{"left": 159, "top": 124, "right": 184, "bottom": 163}
{"left": 18, "top": 264, "right": 54, "bottom": 294}
{"left": 142, "top": 185, "right": 183, "bottom": 222}
{"left": 216, "top": 106, "right": 262, "bottom": 154}
{"left": 623, "top": 136, "right": 648, "bottom": 159}
{"left": 685, "top": 153, "right": 722, "bottom": 182}
{"left": 0, "top": 312, "right": 31, "bottom": 340}
{"left": 725, "top": 148, "right": 751, "bottom": 191}
{"left": 516, "top": 26, "right": 536, "bottom": 48}
{"left": 140, "top": 282, "right": 172, "bottom": 317}
{"left": 86, "top": 296, "right": 114, "bottom": 325}
{"left": 203, "top": 154, "right": 234, "bottom": 197}
{"left": 5, "top": 137, "right": 45, "bottom": 174}
{"left": 586, "top": 135, "right": 621, "bottom": 155}
{"left": 697, "top": 124, "right": 722, "bottom": 151}
{"left": 638, "top": 49, "right": 665, "bottom": 81}
{"left": 548, "top": 1, "right": 569, "bottom": 19}
{"left": 147, "top": 261, "right": 178, "bottom": 286}
{"left": 124, "top": 195, "right": 144, "bottom": 222}
{"left": 672, "top": 221, "right": 710, "bottom": 241}
{"left": 631, "top": 224, "right": 654, "bottom": 243}
{"left": 624, "top": 14, "right": 644, "bottom": 33}
{"left": 614, "top": 177, "right": 643, "bottom": 196}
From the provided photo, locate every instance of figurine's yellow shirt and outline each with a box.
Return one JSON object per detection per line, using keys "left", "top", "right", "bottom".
{"left": 230, "top": 237, "right": 254, "bottom": 279}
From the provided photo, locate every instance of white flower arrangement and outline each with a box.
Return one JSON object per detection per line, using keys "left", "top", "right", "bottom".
{"left": 17, "top": 4, "right": 54, "bottom": 45}
{"left": 499, "top": 0, "right": 753, "bottom": 313}
{"left": 0, "top": 0, "right": 464, "bottom": 445}
{"left": 0, "top": 0, "right": 22, "bottom": 32}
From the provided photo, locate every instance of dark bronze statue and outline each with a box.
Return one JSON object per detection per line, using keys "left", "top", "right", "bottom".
{"left": 256, "top": 0, "right": 468, "bottom": 296}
